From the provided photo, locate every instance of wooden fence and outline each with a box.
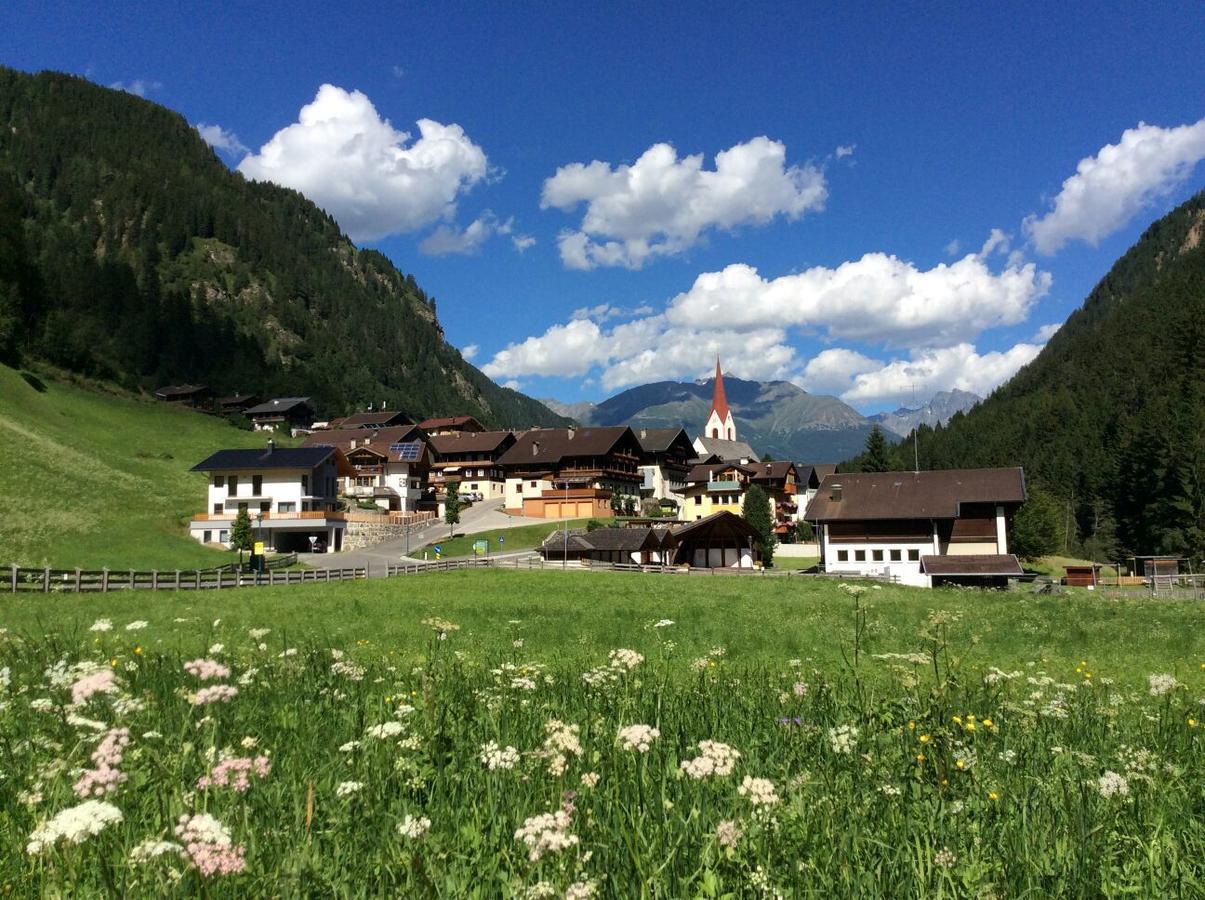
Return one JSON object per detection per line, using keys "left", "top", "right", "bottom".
{"left": 5, "top": 558, "right": 366, "bottom": 593}
{"left": 385, "top": 555, "right": 895, "bottom": 580}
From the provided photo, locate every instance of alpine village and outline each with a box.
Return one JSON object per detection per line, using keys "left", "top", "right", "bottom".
{"left": 0, "top": 21, "right": 1203, "bottom": 899}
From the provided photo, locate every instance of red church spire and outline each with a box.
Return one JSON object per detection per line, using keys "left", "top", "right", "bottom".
{"left": 710, "top": 358, "right": 731, "bottom": 420}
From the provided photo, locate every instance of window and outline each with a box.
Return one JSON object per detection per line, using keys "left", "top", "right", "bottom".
{"left": 872, "top": 550, "right": 884, "bottom": 562}
{"left": 301, "top": 474, "right": 309, "bottom": 494}
{"left": 470, "top": 483, "right": 478, "bottom": 490}
{"left": 219, "top": 530, "right": 229, "bottom": 543}
{"left": 252, "top": 475, "right": 263, "bottom": 495}
{"left": 837, "top": 550, "right": 849, "bottom": 562}
{"left": 212, "top": 503, "right": 222, "bottom": 514}
{"left": 228, "top": 475, "right": 239, "bottom": 495}
{"left": 214, "top": 476, "right": 225, "bottom": 488}
{"left": 530, "top": 481, "right": 537, "bottom": 488}
{"left": 855, "top": 550, "right": 866, "bottom": 562}
{"left": 260, "top": 502, "right": 270, "bottom": 513}
{"left": 694, "top": 495, "right": 702, "bottom": 506}
{"left": 278, "top": 502, "right": 295, "bottom": 513}
{"left": 908, "top": 549, "right": 920, "bottom": 562}
{"left": 890, "top": 549, "right": 902, "bottom": 562}
{"left": 203, "top": 530, "right": 212, "bottom": 543}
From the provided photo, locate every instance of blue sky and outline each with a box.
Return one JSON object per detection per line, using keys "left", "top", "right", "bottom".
{"left": 4, "top": 2, "right": 1204, "bottom": 412}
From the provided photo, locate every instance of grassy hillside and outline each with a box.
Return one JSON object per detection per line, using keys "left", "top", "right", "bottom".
{"left": 420, "top": 518, "right": 594, "bottom": 558}
{"left": 0, "top": 364, "right": 278, "bottom": 568}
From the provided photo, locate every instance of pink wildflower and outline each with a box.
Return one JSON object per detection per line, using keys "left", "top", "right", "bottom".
{"left": 70, "top": 669, "right": 118, "bottom": 706}
{"left": 175, "top": 813, "right": 246, "bottom": 877}
{"left": 92, "top": 728, "right": 130, "bottom": 767}
{"left": 190, "top": 685, "right": 238, "bottom": 706}
{"left": 73, "top": 764, "right": 128, "bottom": 798}
{"left": 197, "top": 755, "right": 272, "bottom": 793}
{"left": 184, "top": 659, "right": 231, "bottom": 681}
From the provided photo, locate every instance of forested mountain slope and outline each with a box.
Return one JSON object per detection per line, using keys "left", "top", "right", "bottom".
{"left": 0, "top": 67, "right": 568, "bottom": 428}
{"left": 854, "top": 190, "right": 1205, "bottom": 562}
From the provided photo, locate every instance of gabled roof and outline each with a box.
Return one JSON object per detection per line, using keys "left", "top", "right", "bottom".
{"left": 709, "top": 359, "right": 731, "bottom": 421}
{"left": 805, "top": 467, "right": 1027, "bottom": 521}
{"left": 921, "top": 554, "right": 1024, "bottom": 576}
{"left": 685, "top": 462, "right": 756, "bottom": 483}
{"left": 671, "top": 510, "right": 760, "bottom": 542}
{"left": 750, "top": 460, "right": 798, "bottom": 483}
{"left": 498, "top": 427, "right": 638, "bottom": 467}
{"left": 634, "top": 427, "right": 693, "bottom": 455}
{"left": 245, "top": 397, "right": 313, "bottom": 416}
{"left": 693, "top": 436, "right": 759, "bottom": 462}
{"left": 216, "top": 392, "right": 258, "bottom": 407}
{"left": 577, "top": 527, "right": 668, "bottom": 552}
{"left": 191, "top": 445, "right": 343, "bottom": 473}
{"left": 155, "top": 383, "right": 209, "bottom": 398}
{"left": 336, "top": 410, "right": 412, "bottom": 429}
{"left": 418, "top": 415, "right": 484, "bottom": 432}
{"left": 802, "top": 463, "right": 837, "bottom": 488}
{"left": 301, "top": 425, "right": 422, "bottom": 449}
{"left": 428, "top": 430, "right": 516, "bottom": 455}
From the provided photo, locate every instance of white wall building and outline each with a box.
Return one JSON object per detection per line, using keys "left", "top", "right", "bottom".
{"left": 188, "top": 443, "right": 351, "bottom": 553}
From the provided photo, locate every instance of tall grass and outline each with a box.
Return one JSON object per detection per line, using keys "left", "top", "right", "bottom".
{"left": 1, "top": 584, "right": 1201, "bottom": 896}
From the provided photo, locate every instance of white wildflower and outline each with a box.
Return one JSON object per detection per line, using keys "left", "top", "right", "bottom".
{"left": 617, "top": 724, "right": 660, "bottom": 753}
{"left": 828, "top": 724, "right": 859, "bottom": 754}
{"left": 335, "top": 781, "right": 364, "bottom": 797}
{"left": 514, "top": 809, "right": 578, "bottom": 862}
{"left": 1098, "top": 770, "right": 1130, "bottom": 798}
{"left": 27, "top": 800, "right": 123, "bottom": 853}
{"left": 89, "top": 619, "right": 113, "bottom": 633}
{"left": 129, "top": 839, "right": 184, "bottom": 863}
{"left": 608, "top": 648, "right": 644, "bottom": 670}
{"left": 365, "top": 722, "right": 404, "bottom": 740}
{"left": 716, "top": 819, "right": 742, "bottom": 848}
{"left": 124, "top": 621, "right": 149, "bottom": 632}
{"left": 737, "top": 775, "right": 779, "bottom": 807}
{"left": 1148, "top": 673, "right": 1179, "bottom": 696}
{"left": 480, "top": 741, "right": 521, "bottom": 770}
{"left": 398, "top": 814, "right": 431, "bottom": 840}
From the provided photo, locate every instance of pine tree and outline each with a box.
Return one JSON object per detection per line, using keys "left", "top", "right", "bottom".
{"left": 229, "top": 508, "right": 253, "bottom": 563}
{"left": 742, "top": 483, "right": 776, "bottom": 567}
{"left": 1011, "top": 487, "right": 1060, "bottom": 560}
{"left": 863, "top": 425, "right": 891, "bottom": 472}
{"left": 444, "top": 480, "right": 461, "bottom": 538}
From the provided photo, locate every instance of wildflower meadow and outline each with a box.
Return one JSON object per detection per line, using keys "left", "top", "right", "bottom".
{"left": 0, "top": 575, "right": 1202, "bottom": 896}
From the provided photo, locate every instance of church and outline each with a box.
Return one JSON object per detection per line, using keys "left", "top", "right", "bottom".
{"left": 692, "top": 360, "right": 758, "bottom": 463}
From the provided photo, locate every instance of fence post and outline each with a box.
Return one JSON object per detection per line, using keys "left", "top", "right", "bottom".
{"left": 216, "top": 570, "right": 222, "bottom": 590}
{"left": 102, "top": 569, "right": 109, "bottom": 593}
{"left": 151, "top": 570, "right": 158, "bottom": 590}
{"left": 75, "top": 568, "right": 82, "bottom": 592}
{"left": 195, "top": 571, "right": 201, "bottom": 590}
{"left": 325, "top": 568, "right": 331, "bottom": 583}
{"left": 43, "top": 566, "right": 51, "bottom": 592}
{"left": 10, "top": 564, "right": 16, "bottom": 593}
{"left": 175, "top": 570, "right": 181, "bottom": 590}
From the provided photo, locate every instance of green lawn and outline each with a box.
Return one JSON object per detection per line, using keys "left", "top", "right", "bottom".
{"left": 770, "top": 555, "right": 819, "bottom": 570}
{"left": 0, "top": 364, "right": 289, "bottom": 569}
{"left": 3, "top": 570, "right": 1200, "bottom": 684}
{"left": 421, "top": 518, "right": 594, "bottom": 557}
{"left": 1026, "top": 555, "right": 1120, "bottom": 579}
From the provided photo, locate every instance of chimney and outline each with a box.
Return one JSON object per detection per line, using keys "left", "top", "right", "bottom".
{"left": 532, "top": 441, "right": 540, "bottom": 457}
{"left": 567, "top": 426, "right": 576, "bottom": 440}
{"left": 266, "top": 439, "right": 275, "bottom": 454}
{"left": 640, "top": 428, "right": 647, "bottom": 440}
{"left": 830, "top": 483, "right": 842, "bottom": 502}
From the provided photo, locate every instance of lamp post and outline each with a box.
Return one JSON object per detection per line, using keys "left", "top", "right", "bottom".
{"left": 254, "top": 512, "right": 264, "bottom": 580}
{"left": 562, "top": 477, "right": 569, "bottom": 570}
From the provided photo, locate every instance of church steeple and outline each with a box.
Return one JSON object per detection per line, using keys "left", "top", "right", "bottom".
{"left": 705, "top": 359, "right": 737, "bottom": 441}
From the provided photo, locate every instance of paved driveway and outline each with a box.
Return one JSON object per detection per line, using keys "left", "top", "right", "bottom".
{"left": 298, "top": 500, "right": 551, "bottom": 573}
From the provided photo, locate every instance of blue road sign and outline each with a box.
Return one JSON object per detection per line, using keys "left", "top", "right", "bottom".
{"left": 434, "top": 545, "right": 442, "bottom": 553}
{"left": 499, "top": 536, "right": 505, "bottom": 544}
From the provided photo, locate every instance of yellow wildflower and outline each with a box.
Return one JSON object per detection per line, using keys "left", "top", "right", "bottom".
{"left": 908, "top": 721, "right": 916, "bottom": 731}
{"left": 916, "top": 753, "right": 926, "bottom": 763}
{"left": 919, "top": 734, "right": 931, "bottom": 744}
{"left": 109, "top": 658, "right": 117, "bottom": 667}
{"left": 1189, "top": 718, "right": 1198, "bottom": 728}
{"left": 134, "top": 646, "right": 143, "bottom": 655}
{"left": 965, "top": 722, "right": 976, "bottom": 732}
{"left": 952, "top": 715, "right": 962, "bottom": 725}
{"left": 988, "top": 791, "right": 999, "bottom": 801}
{"left": 956, "top": 759, "right": 966, "bottom": 769}
{"left": 982, "top": 718, "right": 994, "bottom": 729}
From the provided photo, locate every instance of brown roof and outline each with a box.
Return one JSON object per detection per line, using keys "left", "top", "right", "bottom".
{"left": 428, "top": 430, "right": 517, "bottom": 455}
{"left": 301, "top": 425, "right": 421, "bottom": 449}
{"left": 578, "top": 527, "right": 670, "bottom": 552}
{"left": 336, "top": 410, "right": 413, "bottom": 428}
{"left": 921, "top": 554, "right": 1024, "bottom": 576}
{"left": 634, "top": 427, "right": 693, "bottom": 455}
{"left": 498, "top": 427, "right": 638, "bottom": 467}
{"left": 671, "top": 510, "right": 760, "bottom": 542}
{"left": 693, "top": 436, "right": 759, "bottom": 462}
{"left": 803, "top": 463, "right": 837, "bottom": 487}
{"left": 685, "top": 462, "right": 755, "bottom": 483}
{"left": 750, "top": 460, "right": 798, "bottom": 483}
{"left": 418, "top": 415, "right": 484, "bottom": 431}
{"left": 805, "top": 468, "right": 1026, "bottom": 521}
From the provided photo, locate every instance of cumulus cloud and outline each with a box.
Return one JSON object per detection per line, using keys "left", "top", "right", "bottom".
{"left": 665, "top": 253, "right": 1050, "bottom": 347}
{"left": 541, "top": 137, "right": 827, "bottom": 269}
{"left": 1033, "top": 322, "right": 1062, "bottom": 342}
{"left": 196, "top": 123, "right": 248, "bottom": 157}
{"left": 110, "top": 79, "right": 161, "bottom": 97}
{"left": 800, "top": 348, "right": 881, "bottom": 395}
{"left": 461, "top": 344, "right": 478, "bottom": 361}
{"left": 420, "top": 210, "right": 515, "bottom": 256}
{"left": 512, "top": 234, "right": 537, "bottom": 253}
{"left": 238, "top": 84, "right": 488, "bottom": 242}
{"left": 835, "top": 144, "right": 856, "bottom": 159}
{"left": 570, "top": 303, "right": 655, "bottom": 323}
{"left": 837, "top": 342, "right": 1044, "bottom": 406}
{"left": 1024, "top": 118, "right": 1205, "bottom": 255}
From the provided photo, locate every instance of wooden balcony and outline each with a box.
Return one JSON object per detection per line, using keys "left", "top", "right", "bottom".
{"left": 193, "top": 510, "right": 345, "bottom": 522}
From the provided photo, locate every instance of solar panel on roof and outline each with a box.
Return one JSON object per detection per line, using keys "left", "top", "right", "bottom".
{"left": 390, "top": 442, "right": 422, "bottom": 460}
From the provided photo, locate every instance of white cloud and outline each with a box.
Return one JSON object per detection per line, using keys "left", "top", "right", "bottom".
{"left": 944, "top": 239, "right": 961, "bottom": 256}
{"left": 838, "top": 342, "right": 1043, "bottom": 406}
{"left": 1024, "top": 118, "right": 1205, "bottom": 255}
{"left": 800, "top": 348, "right": 881, "bottom": 395}
{"left": 482, "top": 318, "right": 612, "bottom": 380}
{"left": 501, "top": 379, "right": 522, "bottom": 391}
{"left": 1033, "top": 322, "right": 1062, "bottom": 342}
{"left": 110, "top": 79, "right": 161, "bottom": 97}
{"left": 541, "top": 136, "right": 827, "bottom": 269}
{"left": 665, "top": 253, "right": 1050, "bottom": 347}
{"left": 511, "top": 234, "right": 537, "bottom": 253}
{"left": 570, "top": 303, "right": 656, "bottom": 323}
{"left": 419, "top": 211, "right": 513, "bottom": 256}
{"left": 461, "top": 344, "right": 479, "bottom": 361}
{"left": 196, "top": 123, "right": 248, "bottom": 157}
{"left": 979, "top": 228, "right": 1009, "bottom": 257}
{"left": 835, "top": 144, "right": 856, "bottom": 159}
{"left": 391, "top": 65, "right": 406, "bottom": 79}
{"left": 238, "top": 84, "right": 489, "bottom": 243}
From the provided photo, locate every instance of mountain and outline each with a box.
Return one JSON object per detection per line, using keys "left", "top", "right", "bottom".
{"left": 541, "top": 398, "right": 598, "bottom": 422}
{"left": 562, "top": 376, "right": 875, "bottom": 462}
{"left": 855, "top": 189, "right": 1205, "bottom": 562}
{"left": 871, "top": 389, "right": 980, "bottom": 437}
{"left": 0, "top": 67, "right": 568, "bottom": 429}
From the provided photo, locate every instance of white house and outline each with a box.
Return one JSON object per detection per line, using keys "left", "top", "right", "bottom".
{"left": 188, "top": 443, "right": 352, "bottom": 553}
{"left": 804, "top": 467, "right": 1027, "bottom": 587}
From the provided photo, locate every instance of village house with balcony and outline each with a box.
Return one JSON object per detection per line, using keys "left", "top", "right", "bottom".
{"left": 301, "top": 425, "right": 430, "bottom": 512}
{"left": 498, "top": 426, "right": 643, "bottom": 518}
{"left": 188, "top": 442, "right": 352, "bottom": 553}
{"left": 749, "top": 460, "right": 802, "bottom": 534}
{"left": 634, "top": 427, "right": 695, "bottom": 510}
{"left": 427, "top": 430, "right": 517, "bottom": 500}
{"left": 804, "top": 467, "right": 1027, "bottom": 587}
{"left": 245, "top": 396, "right": 317, "bottom": 433}
{"left": 418, "top": 415, "right": 484, "bottom": 436}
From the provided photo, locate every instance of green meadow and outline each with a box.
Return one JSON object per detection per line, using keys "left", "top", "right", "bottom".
{"left": 0, "top": 364, "right": 281, "bottom": 570}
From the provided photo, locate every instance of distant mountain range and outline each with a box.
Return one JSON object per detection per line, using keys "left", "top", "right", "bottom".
{"left": 869, "top": 389, "right": 980, "bottom": 437}
{"left": 544, "top": 376, "right": 879, "bottom": 462}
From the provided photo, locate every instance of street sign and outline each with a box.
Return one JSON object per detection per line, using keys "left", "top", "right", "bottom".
{"left": 499, "top": 536, "right": 505, "bottom": 545}
{"left": 253, "top": 541, "right": 265, "bottom": 556}
{"left": 434, "top": 544, "right": 442, "bottom": 560}
{"left": 473, "top": 540, "right": 488, "bottom": 555}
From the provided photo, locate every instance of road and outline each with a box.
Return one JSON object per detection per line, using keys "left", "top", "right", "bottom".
{"left": 298, "top": 499, "right": 550, "bottom": 572}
